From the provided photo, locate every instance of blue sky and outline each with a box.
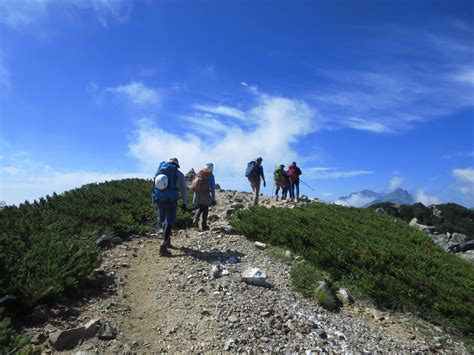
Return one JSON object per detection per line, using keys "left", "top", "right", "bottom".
{"left": 0, "top": 0, "right": 473, "bottom": 206}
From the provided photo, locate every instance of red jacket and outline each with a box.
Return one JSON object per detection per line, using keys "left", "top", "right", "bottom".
{"left": 287, "top": 164, "right": 302, "bottom": 182}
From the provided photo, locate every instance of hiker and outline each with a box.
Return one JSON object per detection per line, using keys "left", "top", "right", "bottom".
{"left": 287, "top": 162, "right": 302, "bottom": 201}
{"left": 273, "top": 164, "right": 286, "bottom": 201}
{"left": 152, "top": 158, "right": 187, "bottom": 255}
{"left": 192, "top": 162, "right": 216, "bottom": 231}
{"left": 245, "top": 157, "right": 266, "bottom": 205}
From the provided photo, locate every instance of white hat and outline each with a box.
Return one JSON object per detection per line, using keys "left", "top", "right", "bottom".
{"left": 154, "top": 174, "right": 168, "bottom": 190}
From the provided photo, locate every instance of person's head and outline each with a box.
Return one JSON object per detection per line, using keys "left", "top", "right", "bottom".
{"left": 169, "top": 157, "right": 180, "bottom": 168}
{"left": 256, "top": 157, "right": 263, "bottom": 165}
{"left": 292, "top": 161, "right": 297, "bottom": 166}
{"left": 206, "top": 162, "right": 214, "bottom": 172}
{"left": 279, "top": 164, "right": 284, "bottom": 169}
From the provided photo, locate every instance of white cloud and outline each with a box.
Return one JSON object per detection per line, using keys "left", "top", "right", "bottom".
{"left": 452, "top": 168, "right": 474, "bottom": 197}
{"left": 451, "top": 68, "right": 474, "bottom": 85}
{"left": 194, "top": 104, "right": 246, "bottom": 121}
{"left": 0, "top": 0, "right": 133, "bottom": 29}
{"left": 312, "top": 26, "right": 474, "bottom": 134}
{"left": 415, "top": 190, "right": 441, "bottom": 205}
{"left": 0, "top": 164, "right": 146, "bottom": 205}
{"left": 129, "top": 92, "right": 316, "bottom": 190}
{"left": 342, "top": 117, "right": 391, "bottom": 133}
{"left": 305, "top": 167, "right": 374, "bottom": 179}
{"left": 0, "top": 0, "right": 46, "bottom": 28}
{"left": 1, "top": 166, "right": 19, "bottom": 175}
{"left": 333, "top": 193, "right": 376, "bottom": 208}
{"left": 389, "top": 176, "right": 403, "bottom": 191}
{"left": 107, "top": 81, "right": 160, "bottom": 105}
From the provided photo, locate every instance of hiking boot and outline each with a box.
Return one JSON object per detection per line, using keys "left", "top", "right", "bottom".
{"left": 202, "top": 224, "right": 209, "bottom": 231}
{"left": 275, "top": 196, "right": 279, "bottom": 201}
{"left": 159, "top": 245, "right": 170, "bottom": 256}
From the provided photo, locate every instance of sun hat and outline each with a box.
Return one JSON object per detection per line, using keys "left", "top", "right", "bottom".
{"left": 169, "top": 157, "right": 180, "bottom": 168}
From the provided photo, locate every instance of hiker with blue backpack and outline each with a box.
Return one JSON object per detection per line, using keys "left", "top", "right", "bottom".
{"left": 245, "top": 157, "right": 266, "bottom": 205}
{"left": 152, "top": 158, "right": 187, "bottom": 256}
{"left": 191, "top": 163, "right": 216, "bottom": 231}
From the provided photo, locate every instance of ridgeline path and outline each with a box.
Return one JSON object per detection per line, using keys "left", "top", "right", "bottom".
{"left": 30, "top": 189, "right": 466, "bottom": 353}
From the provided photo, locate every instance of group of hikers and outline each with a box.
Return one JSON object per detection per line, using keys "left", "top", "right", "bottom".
{"left": 152, "top": 157, "right": 303, "bottom": 255}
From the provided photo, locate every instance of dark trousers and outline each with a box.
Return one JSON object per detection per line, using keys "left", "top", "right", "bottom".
{"left": 194, "top": 204, "right": 209, "bottom": 227}
{"left": 294, "top": 180, "right": 300, "bottom": 199}
{"left": 158, "top": 200, "right": 177, "bottom": 245}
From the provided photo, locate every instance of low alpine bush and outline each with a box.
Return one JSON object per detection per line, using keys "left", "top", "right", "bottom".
{"left": 232, "top": 203, "right": 474, "bottom": 336}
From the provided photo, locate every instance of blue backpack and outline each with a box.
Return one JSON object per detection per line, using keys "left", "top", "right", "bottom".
{"left": 245, "top": 161, "right": 259, "bottom": 180}
{"left": 152, "top": 161, "right": 179, "bottom": 203}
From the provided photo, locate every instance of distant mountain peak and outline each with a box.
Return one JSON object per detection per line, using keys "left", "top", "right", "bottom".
{"left": 334, "top": 188, "right": 415, "bottom": 207}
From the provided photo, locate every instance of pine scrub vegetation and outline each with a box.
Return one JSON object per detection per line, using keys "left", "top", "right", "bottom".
{"left": 232, "top": 203, "right": 474, "bottom": 337}
{"left": 0, "top": 178, "right": 192, "bottom": 351}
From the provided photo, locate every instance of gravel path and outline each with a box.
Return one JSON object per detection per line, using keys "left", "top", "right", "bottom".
{"left": 29, "top": 189, "right": 467, "bottom": 353}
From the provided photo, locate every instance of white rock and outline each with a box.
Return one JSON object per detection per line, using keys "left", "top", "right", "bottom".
{"left": 241, "top": 267, "right": 267, "bottom": 286}
{"left": 285, "top": 250, "right": 292, "bottom": 258}
{"left": 254, "top": 241, "right": 267, "bottom": 250}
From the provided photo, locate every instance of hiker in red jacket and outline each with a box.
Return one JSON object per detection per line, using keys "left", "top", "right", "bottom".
{"left": 287, "top": 162, "right": 302, "bottom": 201}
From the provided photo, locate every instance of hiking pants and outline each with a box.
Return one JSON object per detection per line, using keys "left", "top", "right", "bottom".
{"left": 158, "top": 200, "right": 177, "bottom": 245}
{"left": 289, "top": 184, "right": 295, "bottom": 199}
{"left": 250, "top": 179, "right": 261, "bottom": 205}
{"left": 194, "top": 204, "right": 209, "bottom": 228}
{"left": 294, "top": 180, "right": 300, "bottom": 199}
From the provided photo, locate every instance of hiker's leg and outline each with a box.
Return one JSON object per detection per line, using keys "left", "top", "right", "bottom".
{"left": 295, "top": 181, "right": 300, "bottom": 199}
{"left": 163, "top": 201, "right": 177, "bottom": 247}
{"left": 289, "top": 184, "right": 295, "bottom": 200}
{"left": 193, "top": 207, "right": 201, "bottom": 227}
{"left": 252, "top": 180, "right": 260, "bottom": 205}
{"left": 275, "top": 187, "right": 280, "bottom": 199}
{"left": 202, "top": 205, "right": 209, "bottom": 230}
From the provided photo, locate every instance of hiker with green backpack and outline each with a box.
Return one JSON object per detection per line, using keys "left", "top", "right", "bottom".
{"left": 273, "top": 164, "right": 286, "bottom": 201}
{"left": 152, "top": 157, "right": 187, "bottom": 256}
{"left": 192, "top": 163, "right": 216, "bottom": 231}
{"left": 245, "top": 157, "right": 266, "bottom": 205}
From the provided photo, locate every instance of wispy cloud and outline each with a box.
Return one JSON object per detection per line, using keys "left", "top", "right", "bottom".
{"left": 333, "top": 193, "right": 377, "bottom": 207}
{"left": 389, "top": 176, "right": 403, "bottom": 191}
{"left": 342, "top": 117, "right": 391, "bottom": 133}
{"left": 452, "top": 168, "right": 474, "bottom": 197}
{"left": 0, "top": 154, "right": 146, "bottom": 205}
{"left": 106, "top": 81, "right": 160, "bottom": 105}
{"left": 302, "top": 167, "right": 374, "bottom": 179}
{"left": 311, "top": 24, "right": 474, "bottom": 134}
{"left": 0, "top": 0, "right": 134, "bottom": 29}
{"left": 415, "top": 190, "right": 441, "bottom": 205}
{"left": 194, "top": 104, "right": 246, "bottom": 121}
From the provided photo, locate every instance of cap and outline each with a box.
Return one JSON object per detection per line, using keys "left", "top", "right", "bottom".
{"left": 169, "top": 157, "right": 180, "bottom": 168}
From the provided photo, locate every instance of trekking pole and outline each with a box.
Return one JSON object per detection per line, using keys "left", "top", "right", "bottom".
{"left": 300, "top": 179, "right": 316, "bottom": 192}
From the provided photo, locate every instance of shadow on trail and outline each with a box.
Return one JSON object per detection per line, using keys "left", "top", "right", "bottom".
{"left": 179, "top": 246, "right": 245, "bottom": 264}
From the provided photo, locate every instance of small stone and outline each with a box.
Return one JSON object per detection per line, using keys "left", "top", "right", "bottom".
{"left": 241, "top": 267, "right": 267, "bottom": 286}
{"left": 285, "top": 250, "right": 292, "bottom": 258}
{"left": 228, "top": 315, "right": 238, "bottom": 323}
{"left": 254, "top": 241, "right": 267, "bottom": 250}
{"left": 97, "top": 321, "right": 116, "bottom": 340}
{"left": 224, "top": 338, "right": 235, "bottom": 351}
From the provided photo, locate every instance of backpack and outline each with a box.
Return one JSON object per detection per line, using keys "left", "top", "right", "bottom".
{"left": 152, "top": 161, "right": 179, "bottom": 203}
{"left": 287, "top": 168, "right": 299, "bottom": 183}
{"left": 245, "top": 161, "right": 260, "bottom": 181}
{"left": 192, "top": 168, "right": 212, "bottom": 193}
{"left": 273, "top": 166, "right": 286, "bottom": 185}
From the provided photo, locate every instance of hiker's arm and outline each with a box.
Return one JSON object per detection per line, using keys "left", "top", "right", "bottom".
{"left": 178, "top": 171, "right": 187, "bottom": 204}
{"left": 210, "top": 174, "right": 216, "bottom": 202}
{"left": 260, "top": 167, "right": 266, "bottom": 184}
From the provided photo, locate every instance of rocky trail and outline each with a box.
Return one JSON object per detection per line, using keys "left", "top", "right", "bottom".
{"left": 26, "top": 189, "right": 466, "bottom": 353}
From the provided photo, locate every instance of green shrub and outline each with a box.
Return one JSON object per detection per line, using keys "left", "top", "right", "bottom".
{"left": 0, "top": 308, "right": 36, "bottom": 354}
{"left": 232, "top": 203, "right": 474, "bottom": 336}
